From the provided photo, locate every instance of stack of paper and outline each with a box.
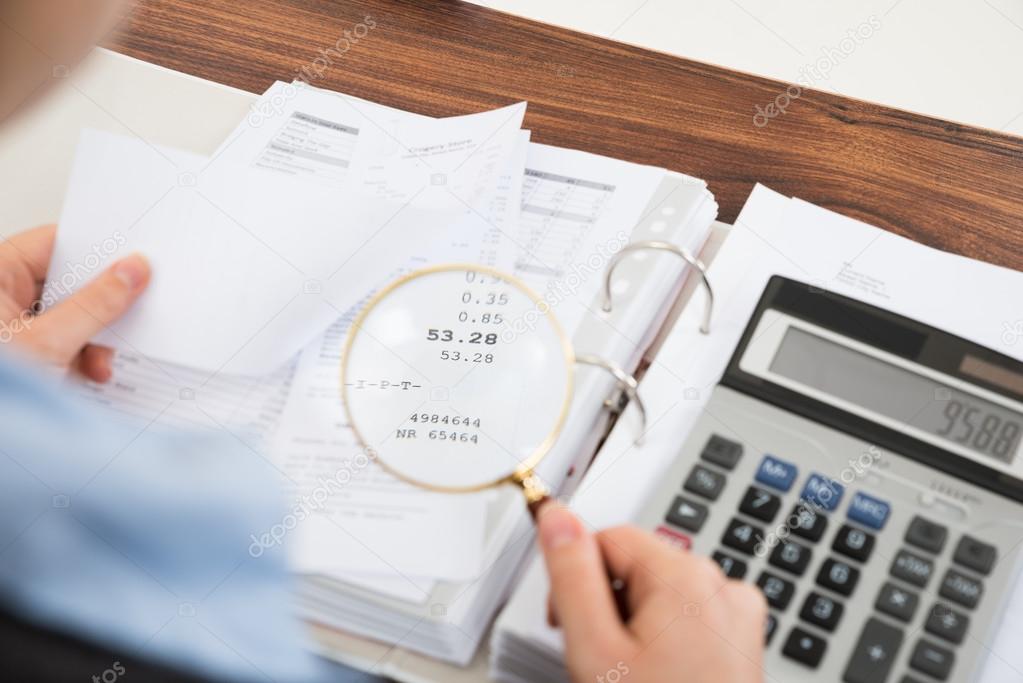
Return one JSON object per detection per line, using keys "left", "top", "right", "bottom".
{"left": 489, "top": 185, "right": 1023, "bottom": 682}
{"left": 47, "top": 79, "right": 718, "bottom": 666}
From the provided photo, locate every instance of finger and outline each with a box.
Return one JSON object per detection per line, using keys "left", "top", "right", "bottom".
{"left": 0, "top": 224, "right": 56, "bottom": 282}
{"left": 20, "top": 253, "right": 149, "bottom": 367}
{"left": 713, "top": 581, "right": 769, "bottom": 664}
{"left": 596, "top": 526, "right": 726, "bottom": 613}
{"left": 536, "top": 502, "right": 631, "bottom": 656}
{"left": 77, "top": 345, "right": 115, "bottom": 383}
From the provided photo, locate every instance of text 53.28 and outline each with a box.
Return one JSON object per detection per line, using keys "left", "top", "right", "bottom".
{"left": 426, "top": 329, "right": 498, "bottom": 345}
{"left": 440, "top": 350, "right": 494, "bottom": 364}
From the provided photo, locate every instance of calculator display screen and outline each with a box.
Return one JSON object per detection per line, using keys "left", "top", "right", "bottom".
{"left": 770, "top": 327, "right": 1023, "bottom": 464}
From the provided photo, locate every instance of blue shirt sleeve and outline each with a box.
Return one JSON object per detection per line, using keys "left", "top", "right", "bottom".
{"left": 0, "top": 353, "right": 366, "bottom": 682}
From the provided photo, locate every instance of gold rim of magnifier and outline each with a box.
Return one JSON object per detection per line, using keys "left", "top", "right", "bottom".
{"left": 340, "top": 263, "right": 576, "bottom": 496}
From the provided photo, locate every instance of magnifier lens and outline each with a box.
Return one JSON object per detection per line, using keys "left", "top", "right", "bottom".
{"left": 342, "top": 266, "right": 573, "bottom": 491}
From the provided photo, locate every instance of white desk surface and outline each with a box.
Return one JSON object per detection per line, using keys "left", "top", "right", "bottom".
{"left": 467, "top": 0, "right": 1023, "bottom": 139}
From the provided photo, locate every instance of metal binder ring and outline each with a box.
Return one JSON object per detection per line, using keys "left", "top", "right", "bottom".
{"left": 602, "top": 240, "right": 714, "bottom": 334}
{"left": 575, "top": 354, "right": 646, "bottom": 444}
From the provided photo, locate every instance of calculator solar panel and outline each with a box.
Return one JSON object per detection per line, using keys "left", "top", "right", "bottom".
{"left": 636, "top": 277, "right": 1023, "bottom": 682}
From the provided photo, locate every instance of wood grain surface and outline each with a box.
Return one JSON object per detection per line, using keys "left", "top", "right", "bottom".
{"left": 105, "top": 0, "right": 1023, "bottom": 270}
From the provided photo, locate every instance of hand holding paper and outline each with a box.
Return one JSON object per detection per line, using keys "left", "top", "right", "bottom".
{"left": 0, "top": 223, "right": 150, "bottom": 381}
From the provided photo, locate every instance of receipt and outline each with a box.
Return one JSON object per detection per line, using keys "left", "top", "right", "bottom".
{"left": 48, "top": 89, "right": 526, "bottom": 376}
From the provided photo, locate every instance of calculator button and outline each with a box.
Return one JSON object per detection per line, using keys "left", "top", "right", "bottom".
{"left": 782, "top": 627, "right": 827, "bottom": 668}
{"left": 769, "top": 539, "right": 812, "bottom": 576}
{"left": 684, "top": 464, "right": 726, "bottom": 501}
{"left": 890, "top": 550, "right": 934, "bottom": 588}
{"left": 905, "top": 516, "right": 948, "bottom": 554}
{"left": 817, "top": 558, "right": 859, "bottom": 596}
{"left": 910, "top": 640, "right": 955, "bottom": 680}
{"left": 654, "top": 525, "right": 692, "bottom": 550}
{"left": 700, "top": 434, "right": 743, "bottom": 470}
{"left": 924, "top": 603, "right": 969, "bottom": 644}
{"left": 800, "top": 591, "right": 843, "bottom": 631}
{"left": 789, "top": 504, "right": 828, "bottom": 542}
{"left": 842, "top": 617, "right": 903, "bottom": 683}
{"left": 832, "top": 524, "right": 875, "bottom": 562}
{"left": 800, "top": 473, "right": 845, "bottom": 512}
{"left": 900, "top": 678, "right": 925, "bottom": 683}
{"left": 847, "top": 492, "right": 890, "bottom": 530}
{"left": 739, "top": 486, "right": 781, "bottom": 522}
{"left": 664, "top": 496, "right": 708, "bottom": 532}
{"left": 722, "top": 518, "right": 763, "bottom": 556}
{"left": 939, "top": 569, "right": 983, "bottom": 609}
{"left": 757, "top": 571, "right": 796, "bottom": 610}
{"left": 712, "top": 551, "right": 747, "bottom": 579}
{"left": 875, "top": 581, "right": 919, "bottom": 622}
{"left": 755, "top": 455, "right": 798, "bottom": 492}
{"left": 765, "top": 613, "right": 778, "bottom": 644}
{"left": 953, "top": 535, "right": 997, "bottom": 575}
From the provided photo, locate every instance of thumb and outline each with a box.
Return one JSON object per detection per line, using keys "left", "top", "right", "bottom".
{"left": 22, "top": 253, "right": 150, "bottom": 366}
{"left": 536, "top": 502, "right": 631, "bottom": 662}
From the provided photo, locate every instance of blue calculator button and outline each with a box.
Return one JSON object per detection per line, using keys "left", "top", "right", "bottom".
{"left": 755, "top": 456, "right": 798, "bottom": 492}
{"left": 847, "top": 492, "right": 890, "bottom": 530}
{"left": 800, "top": 474, "right": 845, "bottom": 512}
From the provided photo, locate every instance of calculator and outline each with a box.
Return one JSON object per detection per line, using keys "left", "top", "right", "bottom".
{"left": 636, "top": 276, "right": 1023, "bottom": 682}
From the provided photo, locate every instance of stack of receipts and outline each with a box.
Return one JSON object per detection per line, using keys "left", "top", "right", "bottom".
{"left": 489, "top": 184, "right": 1023, "bottom": 682}
{"left": 47, "top": 79, "right": 718, "bottom": 666}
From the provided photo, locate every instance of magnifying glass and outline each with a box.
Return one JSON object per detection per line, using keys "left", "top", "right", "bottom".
{"left": 340, "top": 264, "right": 579, "bottom": 509}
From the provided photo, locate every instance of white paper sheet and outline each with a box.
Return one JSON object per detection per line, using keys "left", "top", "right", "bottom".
{"left": 47, "top": 97, "right": 526, "bottom": 376}
{"left": 273, "top": 308, "right": 488, "bottom": 583}
{"left": 273, "top": 143, "right": 669, "bottom": 584}
{"left": 271, "top": 139, "right": 531, "bottom": 583}
{"left": 216, "top": 81, "right": 526, "bottom": 212}
{"left": 513, "top": 143, "right": 665, "bottom": 333}
{"left": 71, "top": 352, "right": 296, "bottom": 445}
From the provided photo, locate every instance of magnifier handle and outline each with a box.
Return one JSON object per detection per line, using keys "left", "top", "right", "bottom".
{"left": 526, "top": 494, "right": 550, "bottom": 519}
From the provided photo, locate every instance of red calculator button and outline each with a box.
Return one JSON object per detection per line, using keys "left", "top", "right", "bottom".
{"left": 656, "top": 525, "right": 692, "bottom": 550}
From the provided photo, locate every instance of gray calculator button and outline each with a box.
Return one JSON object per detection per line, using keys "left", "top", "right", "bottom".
{"left": 939, "top": 569, "right": 983, "bottom": 609}
{"left": 722, "top": 518, "right": 763, "bottom": 556}
{"left": 700, "top": 434, "right": 743, "bottom": 470}
{"left": 890, "top": 549, "right": 934, "bottom": 587}
{"left": 910, "top": 639, "right": 955, "bottom": 680}
{"left": 769, "top": 539, "right": 812, "bottom": 576}
{"left": 789, "top": 504, "right": 828, "bottom": 542}
{"left": 765, "top": 613, "right": 778, "bottom": 644}
{"left": 665, "top": 496, "right": 708, "bottom": 532}
{"left": 924, "top": 603, "right": 969, "bottom": 644}
{"left": 817, "top": 558, "right": 859, "bottom": 596}
{"left": 757, "top": 571, "right": 796, "bottom": 610}
{"left": 832, "top": 524, "right": 875, "bottom": 562}
{"left": 905, "top": 516, "right": 948, "bottom": 554}
{"left": 899, "top": 677, "right": 925, "bottom": 683}
{"left": 739, "top": 486, "right": 781, "bottom": 522}
{"left": 875, "top": 581, "right": 919, "bottom": 622}
{"left": 684, "top": 464, "right": 726, "bottom": 501}
{"left": 842, "top": 617, "right": 903, "bottom": 683}
{"left": 953, "top": 535, "right": 997, "bottom": 575}
{"left": 800, "top": 591, "right": 843, "bottom": 631}
{"left": 782, "top": 626, "right": 827, "bottom": 668}
{"left": 712, "top": 551, "right": 747, "bottom": 579}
